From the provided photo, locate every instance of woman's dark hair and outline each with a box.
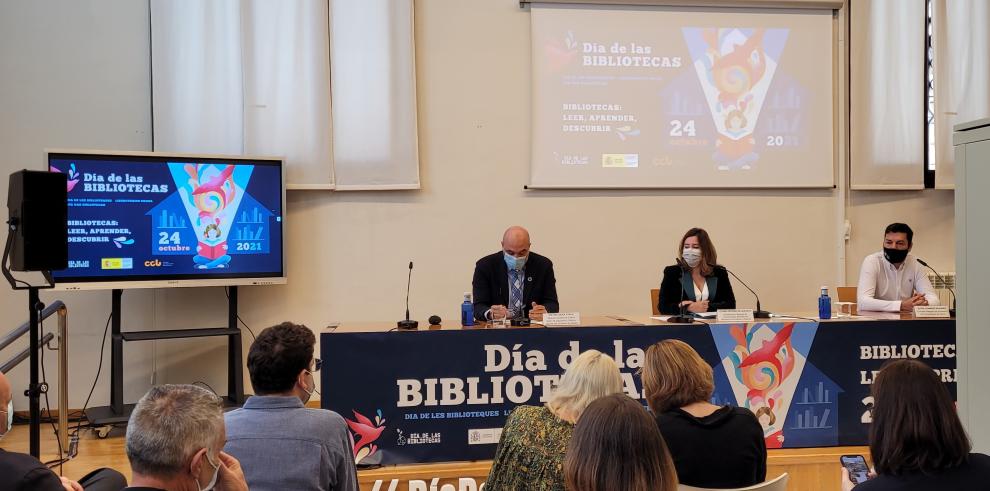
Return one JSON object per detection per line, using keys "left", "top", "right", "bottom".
{"left": 870, "top": 359, "right": 970, "bottom": 476}
{"left": 247, "top": 322, "right": 316, "bottom": 394}
{"left": 564, "top": 394, "right": 678, "bottom": 491}
{"left": 679, "top": 227, "right": 717, "bottom": 277}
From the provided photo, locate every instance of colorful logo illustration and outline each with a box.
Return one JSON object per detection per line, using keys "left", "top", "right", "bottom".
{"left": 712, "top": 322, "right": 841, "bottom": 448}
{"left": 169, "top": 163, "right": 251, "bottom": 269}
{"left": 683, "top": 28, "right": 789, "bottom": 170}
{"left": 345, "top": 409, "right": 387, "bottom": 465}
{"left": 615, "top": 125, "right": 641, "bottom": 141}
{"left": 49, "top": 163, "right": 80, "bottom": 192}
{"left": 111, "top": 236, "right": 134, "bottom": 249}
{"left": 544, "top": 30, "right": 579, "bottom": 72}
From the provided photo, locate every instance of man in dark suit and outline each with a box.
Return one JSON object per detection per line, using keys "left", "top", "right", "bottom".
{"left": 0, "top": 371, "right": 127, "bottom": 491}
{"left": 472, "top": 226, "right": 559, "bottom": 322}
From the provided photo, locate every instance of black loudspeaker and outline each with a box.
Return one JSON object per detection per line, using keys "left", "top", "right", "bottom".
{"left": 7, "top": 170, "right": 68, "bottom": 271}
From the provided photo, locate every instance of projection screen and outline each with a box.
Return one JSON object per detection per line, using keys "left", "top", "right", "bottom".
{"left": 530, "top": 5, "right": 835, "bottom": 188}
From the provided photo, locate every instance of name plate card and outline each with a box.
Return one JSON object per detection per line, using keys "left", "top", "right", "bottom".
{"left": 542, "top": 312, "right": 581, "bottom": 327}
{"left": 913, "top": 305, "right": 951, "bottom": 318}
{"left": 716, "top": 309, "right": 756, "bottom": 323}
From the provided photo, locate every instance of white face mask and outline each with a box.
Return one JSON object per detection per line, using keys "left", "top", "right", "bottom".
{"left": 197, "top": 450, "right": 220, "bottom": 491}
{"left": 682, "top": 248, "right": 703, "bottom": 268}
{"left": 301, "top": 370, "right": 318, "bottom": 404}
{"left": 0, "top": 400, "right": 11, "bottom": 439}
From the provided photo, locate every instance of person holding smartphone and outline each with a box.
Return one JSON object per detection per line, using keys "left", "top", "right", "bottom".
{"left": 840, "top": 359, "right": 990, "bottom": 490}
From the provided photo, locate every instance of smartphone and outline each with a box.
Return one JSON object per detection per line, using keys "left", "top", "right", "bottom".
{"left": 840, "top": 454, "right": 870, "bottom": 484}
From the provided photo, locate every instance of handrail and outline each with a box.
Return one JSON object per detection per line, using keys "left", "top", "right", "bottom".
{"left": 0, "top": 300, "right": 70, "bottom": 453}
{"left": 0, "top": 300, "right": 65, "bottom": 352}
{"left": 0, "top": 332, "right": 54, "bottom": 373}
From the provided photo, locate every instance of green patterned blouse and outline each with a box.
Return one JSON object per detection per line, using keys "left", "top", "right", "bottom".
{"left": 485, "top": 405, "right": 574, "bottom": 491}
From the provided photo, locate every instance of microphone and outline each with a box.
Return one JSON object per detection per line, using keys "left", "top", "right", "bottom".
{"left": 711, "top": 263, "right": 771, "bottom": 319}
{"left": 915, "top": 258, "right": 956, "bottom": 316}
{"left": 668, "top": 258, "right": 695, "bottom": 324}
{"left": 397, "top": 261, "right": 419, "bottom": 330}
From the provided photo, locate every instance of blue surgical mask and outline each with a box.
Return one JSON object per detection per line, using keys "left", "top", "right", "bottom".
{"left": 503, "top": 252, "right": 528, "bottom": 271}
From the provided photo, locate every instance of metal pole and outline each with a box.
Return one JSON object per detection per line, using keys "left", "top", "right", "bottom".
{"left": 57, "top": 305, "right": 68, "bottom": 453}
{"left": 28, "top": 287, "right": 40, "bottom": 458}
{"left": 111, "top": 289, "right": 123, "bottom": 414}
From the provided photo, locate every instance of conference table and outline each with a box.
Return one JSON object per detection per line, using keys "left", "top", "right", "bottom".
{"left": 320, "top": 312, "right": 955, "bottom": 490}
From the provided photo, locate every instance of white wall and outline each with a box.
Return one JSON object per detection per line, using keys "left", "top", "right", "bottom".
{"left": 0, "top": 0, "right": 955, "bottom": 411}
{"left": 0, "top": 1, "right": 161, "bottom": 408}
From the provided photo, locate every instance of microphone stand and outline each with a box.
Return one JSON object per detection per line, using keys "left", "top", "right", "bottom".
{"left": 916, "top": 258, "right": 956, "bottom": 316}
{"left": 397, "top": 261, "right": 418, "bottom": 330}
{"left": 714, "top": 264, "right": 771, "bottom": 319}
{"left": 668, "top": 259, "right": 696, "bottom": 324}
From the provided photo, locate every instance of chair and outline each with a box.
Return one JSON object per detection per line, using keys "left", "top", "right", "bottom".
{"left": 651, "top": 288, "right": 661, "bottom": 315}
{"left": 836, "top": 286, "right": 857, "bottom": 303}
{"left": 678, "top": 473, "right": 789, "bottom": 491}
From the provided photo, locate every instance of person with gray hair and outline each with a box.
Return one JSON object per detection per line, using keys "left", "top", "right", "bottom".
{"left": 124, "top": 384, "right": 248, "bottom": 491}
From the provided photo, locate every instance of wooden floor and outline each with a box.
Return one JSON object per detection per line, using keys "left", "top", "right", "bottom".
{"left": 1, "top": 423, "right": 867, "bottom": 490}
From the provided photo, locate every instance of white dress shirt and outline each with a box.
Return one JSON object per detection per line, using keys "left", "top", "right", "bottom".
{"left": 857, "top": 251, "right": 940, "bottom": 312}
{"left": 693, "top": 281, "right": 710, "bottom": 302}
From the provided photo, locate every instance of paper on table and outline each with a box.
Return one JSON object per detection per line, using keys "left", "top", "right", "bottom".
{"left": 694, "top": 312, "right": 717, "bottom": 319}
{"left": 651, "top": 316, "right": 672, "bottom": 321}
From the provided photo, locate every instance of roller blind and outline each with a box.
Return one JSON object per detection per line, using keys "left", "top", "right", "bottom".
{"left": 329, "top": 0, "right": 420, "bottom": 190}
{"left": 933, "top": 0, "right": 990, "bottom": 189}
{"left": 151, "top": 0, "right": 334, "bottom": 189}
{"left": 849, "top": 0, "right": 925, "bottom": 190}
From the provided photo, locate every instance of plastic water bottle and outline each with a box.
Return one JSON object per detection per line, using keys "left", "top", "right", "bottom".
{"left": 818, "top": 286, "right": 831, "bottom": 319}
{"left": 461, "top": 292, "right": 475, "bottom": 326}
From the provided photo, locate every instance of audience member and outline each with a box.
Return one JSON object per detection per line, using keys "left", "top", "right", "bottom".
{"left": 564, "top": 393, "right": 677, "bottom": 491}
{"left": 0, "top": 370, "right": 127, "bottom": 491}
{"left": 641, "top": 339, "right": 766, "bottom": 488}
{"left": 485, "top": 349, "right": 623, "bottom": 491}
{"left": 224, "top": 322, "right": 358, "bottom": 491}
{"left": 841, "top": 359, "right": 990, "bottom": 490}
{"left": 124, "top": 384, "right": 248, "bottom": 491}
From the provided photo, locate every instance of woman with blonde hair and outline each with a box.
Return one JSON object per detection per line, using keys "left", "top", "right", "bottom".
{"left": 565, "top": 393, "right": 678, "bottom": 491}
{"left": 485, "top": 349, "right": 623, "bottom": 491}
{"left": 641, "top": 339, "right": 766, "bottom": 488}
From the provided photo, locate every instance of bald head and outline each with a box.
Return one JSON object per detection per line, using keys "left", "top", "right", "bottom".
{"left": 501, "top": 226, "right": 531, "bottom": 258}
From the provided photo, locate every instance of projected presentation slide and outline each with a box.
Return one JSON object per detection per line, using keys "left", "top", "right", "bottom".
{"left": 530, "top": 7, "right": 834, "bottom": 188}
{"left": 49, "top": 154, "right": 284, "bottom": 283}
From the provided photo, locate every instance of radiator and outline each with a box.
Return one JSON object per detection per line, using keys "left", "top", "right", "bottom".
{"left": 927, "top": 272, "right": 956, "bottom": 307}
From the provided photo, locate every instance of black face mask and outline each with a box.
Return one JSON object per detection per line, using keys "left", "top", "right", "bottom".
{"left": 883, "top": 247, "right": 909, "bottom": 264}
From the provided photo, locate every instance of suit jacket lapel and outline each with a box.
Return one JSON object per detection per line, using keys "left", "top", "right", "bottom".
{"left": 680, "top": 270, "right": 696, "bottom": 302}
{"left": 497, "top": 254, "right": 510, "bottom": 306}
{"left": 706, "top": 275, "right": 718, "bottom": 300}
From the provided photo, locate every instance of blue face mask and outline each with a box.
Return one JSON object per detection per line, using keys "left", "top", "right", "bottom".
{"left": 503, "top": 252, "right": 528, "bottom": 271}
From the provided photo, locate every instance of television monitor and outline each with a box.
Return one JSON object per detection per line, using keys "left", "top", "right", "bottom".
{"left": 46, "top": 150, "right": 286, "bottom": 290}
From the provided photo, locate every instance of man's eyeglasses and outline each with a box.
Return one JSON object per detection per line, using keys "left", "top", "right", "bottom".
{"left": 312, "top": 358, "right": 323, "bottom": 372}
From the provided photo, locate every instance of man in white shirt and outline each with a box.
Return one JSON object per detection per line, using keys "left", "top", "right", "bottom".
{"left": 857, "top": 223, "right": 940, "bottom": 312}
